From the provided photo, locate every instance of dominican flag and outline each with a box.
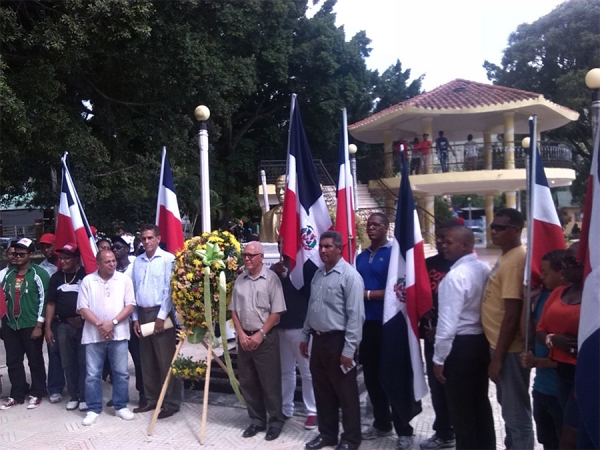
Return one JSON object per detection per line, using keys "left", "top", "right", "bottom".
{"left": 55, "top": 155, "right": 98, "bottom": 274}
{"left": 156, "top": 147, "right": 184, "bottom": 254}
{"left": 334, "top": 108, "right": 356, "bottom": 263}
{"left": 575, "top": 123, "right": 600, "bottom": 449}
{"left": 526, "top": 116, "right": 565, "bottom": 289}
{"left": 381, "top": 153, "right": 432, "bottom": 423}
{"left": 280, "top": 95, "right": 332, "bottom": 290}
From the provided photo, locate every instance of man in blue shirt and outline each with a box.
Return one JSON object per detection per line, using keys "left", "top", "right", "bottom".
{"left": 356, "top": 213, "right": 414, "bottom": 450}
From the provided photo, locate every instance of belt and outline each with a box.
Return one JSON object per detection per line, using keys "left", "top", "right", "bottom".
{"left": 312, "top": 330, "right": 344, "bottom": 336}
{"left": 139, "top": 306, "right": 161, "bottom": 312}
{"left": 54, "top": 315, "right": 78, "bottom": 323}
{"left": 242, "top": 329, "right": 272, "bottom": 337}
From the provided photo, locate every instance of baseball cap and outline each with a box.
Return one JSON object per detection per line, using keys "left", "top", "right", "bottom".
{"left": 38, "top": 233, "right": 56, "bottom": 245}
{"left": 55, "top": 242, "right": 80, "bottom": 256}
{"left": 14, "top": 238, "right": 35, "bottom": 252}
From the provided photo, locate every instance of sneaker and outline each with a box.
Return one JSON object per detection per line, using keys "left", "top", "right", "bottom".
{"left": 115, "top": 408, "right": 135, "bottom": 421}
{"left": 0, "top": 397, "right": 24, "bottom": 410}
{"left": 27, "top": 396, "right": 42, "bottom": 409}
{"left": 49, "top": 393, "right": 63, "bottom": 404}
{"left": 79, "top": 402, "right": 89, "bottom": 412}
{"left": 66, "top": 399, "right": 80, "bottom": 410}
{"left": 82, "top": 411, "right": 100, "bottom": 426}
{"left": 304, "top": 414, "right": 317, "bottom": 430}
{"left": 362, "top": 426, "right": 394, "bottom": 440}
{"left": 397, "top": 435, "right": 413, "bottom": 450}
{"left": 420, "top": 434, "right": 455, "bottom": 449}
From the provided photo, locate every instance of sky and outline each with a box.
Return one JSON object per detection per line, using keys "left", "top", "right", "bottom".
{"left": 308, "top": 0, "right": 566, "bottom": 91}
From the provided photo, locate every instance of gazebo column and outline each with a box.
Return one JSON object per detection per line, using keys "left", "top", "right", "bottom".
{"left": 483, "top": 131, "right": 492, "bottom": 170}
{"left": 485, "top": 194, "right": 494, "bottom": 247}
{"left": 383, "top": 130, "right": 393, "bottom": 178}
{"left": 422, "top": 118, "right": 433, "bottom": 173}
{"left": 424, "top": 194, "right": 435, "bottom": 245}
{"left": 504, "top": 112, "right": 517, "bottom": 208}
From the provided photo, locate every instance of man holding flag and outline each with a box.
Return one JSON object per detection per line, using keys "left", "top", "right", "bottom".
{"left": 380, "top": 154, "right": 432, "bottom": 450}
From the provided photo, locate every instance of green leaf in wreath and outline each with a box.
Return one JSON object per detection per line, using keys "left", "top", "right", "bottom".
{"left": 187, "top": 325, "right": 207, "bottom": 344}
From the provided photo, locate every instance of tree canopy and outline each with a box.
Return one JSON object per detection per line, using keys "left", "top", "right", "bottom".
{"left": 483, "top": 0, "right": 600, "bottom": 203}
{"left": 0, "top": 0, "right": 420, "bottom": 232}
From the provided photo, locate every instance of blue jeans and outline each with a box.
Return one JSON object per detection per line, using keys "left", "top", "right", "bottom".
{"left": 492, "top": 350, "right": 534, "bottom": 450}
{"left": 85, "top": 340, "right": 129, "bottom": 413}
{"left": 439, "top": 152, "right": 449, "bottom": 172}
{"left": 47, "top": 320, "right": 66, "bottom": 395}
{"left": 56, "top": 322, "right": 86, "bottom": 401}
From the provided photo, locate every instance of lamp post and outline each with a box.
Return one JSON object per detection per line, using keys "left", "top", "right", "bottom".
{"left": 194, "top": 105, "right": 211, "bottom": 233}
{"left": 467, "top": 196, "right": 472, "bottom": 227}
{"left": 585, "top": 68, "right": 600, "bottom": 144}
{"left": 348, "top": 143, "right": 358, "bottom": 207}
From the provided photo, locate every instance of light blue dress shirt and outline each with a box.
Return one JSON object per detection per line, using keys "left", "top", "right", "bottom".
{"left": 131, "top": 247, "right": 175, "bottom": 321}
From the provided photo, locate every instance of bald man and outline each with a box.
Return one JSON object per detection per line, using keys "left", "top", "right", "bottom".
{"left": 433, "top": 227, "right": 495, "bottom": 449}
{"left": 229, "top": 241, "right": 287, "bottom": 441}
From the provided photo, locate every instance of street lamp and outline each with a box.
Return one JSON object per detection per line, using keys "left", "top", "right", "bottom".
{"left": 585, "top": 68, "right": 600, "bottom": 143}
{"left": 467, "top": 196, "right": 472, "bottom": 227}
{"left": 348, "top": 144, "right": 358, "bottom": 207}
{"left": 194, "top": 105, "right": 211, "bottom": 233}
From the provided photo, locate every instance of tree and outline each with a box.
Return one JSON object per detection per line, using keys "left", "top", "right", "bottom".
{"left": 483, "top": 0, "right": 600, "bottom": 203}
{"left": 372, "top": 60, "right": 422, "bottom": 113}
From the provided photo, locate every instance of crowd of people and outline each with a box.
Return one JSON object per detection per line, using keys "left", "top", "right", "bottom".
{"left": 0, "top": 207, "right": 588, "bottom": 449}
{"left": 394, "top": 131, "right": 480, "bottom": 174}
{"left": 0, "top": 225, "right": 182, "bottom": 426}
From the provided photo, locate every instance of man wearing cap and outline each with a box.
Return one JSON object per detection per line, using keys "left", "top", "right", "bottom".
{"left": 45, "top": 243, "right": 88, "bottom": 411}
{"left": 38, "top": 233, "right": 58, "bottom": 277}
{"left": 420, "top": 133, "right": 432, "bottom": 174}
{"left": 38, "top": 232, "right": 67, "bottom": 404}
{"left": 0, "top": 238, "right": 50, "bottom": 410}
{"left": 77, "top": 249, "right": 136, "bottom": 426}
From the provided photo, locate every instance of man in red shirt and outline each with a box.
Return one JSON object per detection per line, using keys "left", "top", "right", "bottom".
{"left": 420, "top": 134, "right": 432, "bottom": 174}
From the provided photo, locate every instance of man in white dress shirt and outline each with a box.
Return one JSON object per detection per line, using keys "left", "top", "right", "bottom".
{"left": 77, "top": 250, "right": 136, "bottom": 426}
{"left": 432, "top": 226, "right": 495, "bottom": 450}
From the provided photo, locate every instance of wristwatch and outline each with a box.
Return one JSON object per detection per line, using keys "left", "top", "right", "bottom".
{"left": 112, "top": 319, "right": 118, "bottom": 326}
{"left": 259, "top": 328, "right": 267, "bottom": 339}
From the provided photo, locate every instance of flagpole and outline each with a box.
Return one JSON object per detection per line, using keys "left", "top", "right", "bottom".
{"left": 342, "top": 108, "right": 354, "bottom": 264}
{"left": 523, "top": 115, "right": 537, "bottom": 353}
{"left": 156, "top": 147, "right": 166, "bottom": 224}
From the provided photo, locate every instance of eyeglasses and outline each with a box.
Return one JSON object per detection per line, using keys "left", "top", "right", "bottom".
{"left": 242, "top": 253, "right": 261, "bottom": 259}
{"left": 489, "top": 224, "right": 520, "bottom": 232}
{"left": 112, "top": 245, "right": 125, "bottom": 250}
{"left": 58, "top": 255, "right": 74, "bottom": 261}
{"left": 9, "top": 252, "right": 29, "bottom": 258}
{"left": 366, "top": 222, "right": 386, "bottom": 228}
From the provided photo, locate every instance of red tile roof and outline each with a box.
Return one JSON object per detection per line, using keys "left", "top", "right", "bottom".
{"left": 350, "top": 79, "right": 559, "bottom": 129}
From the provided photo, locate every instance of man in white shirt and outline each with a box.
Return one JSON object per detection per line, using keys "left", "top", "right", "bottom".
{"left": 77, "top": 249, "right": 136, "bottom": 426}
{"left": 432, "top": 226, "right": 495, "bottom": 450}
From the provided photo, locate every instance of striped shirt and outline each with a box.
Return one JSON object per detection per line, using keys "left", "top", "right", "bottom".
{"left": 131, "top": 247, "right": 175, "bottom": 321}
{"left": 302, "top": 258, "right": 365, "bottom": 358}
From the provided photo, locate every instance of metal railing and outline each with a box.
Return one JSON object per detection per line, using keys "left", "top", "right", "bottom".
{"left": 374, "top": 141, "right": 573, "bottom": 178}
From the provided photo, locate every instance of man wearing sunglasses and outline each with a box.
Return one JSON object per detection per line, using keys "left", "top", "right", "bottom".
{"left": 229, "top": 241, "right": 287, "bottom": 441}
{"left": 1, "top": 238, "right": 50, "bottom": 410}
{"left": 481, "top": 208, "right": 534, "bottom": 450}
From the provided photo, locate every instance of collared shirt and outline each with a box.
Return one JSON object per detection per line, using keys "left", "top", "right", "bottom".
{"left": 356, "top": 241, "right": 391, "bottom": 321}
{"left": 39, "top": 258, "right": 58, "bottom": 277}
{"left": 77, "top": 271, "right": 136, "bottom": 344}
{"left": 302, "top": 258, "right": 365, "bottom": 359}
{"left": 434, "top": 253, "right": 490, "bottom": 365}
{"left": 229, "top": 264, "right": 286, "bottom": 331}
{"left": 131, "top": 247, "right": 174, "bottom": 321}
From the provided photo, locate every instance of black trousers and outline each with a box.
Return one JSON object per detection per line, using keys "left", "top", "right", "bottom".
{"left": 424, "top": 339, "right": 455, "bottom": 440}
{"left": 443, "top": 334, "right": 495, "bottom": 450}
{"left": 359, "top": 320, "right": 413, "bottom": 436}
{"left": 138, "top": 309, "right": 182, "bottom": 411}
{"left": 237, "top": 330, "right": 285, "bottom": 429}
{"left": 311, "top": 331, "right": 361, "bottom": 447}
{"left": 2, "top": 324, "right": 46, "bottom": 400}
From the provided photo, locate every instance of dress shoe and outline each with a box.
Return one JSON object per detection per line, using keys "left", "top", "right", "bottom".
{"left": 242, "top": 424, "right": 266, "bottom": 438}
{"left": 157, "top": 408, "right": 177, "bottom": 419}
{"left": 133, "top": 403, "right": 157, "bottom": 413}
{"left": 265, "top": 426, "right": 282, "bottom": 441}
{"left": 306, "top": 435, "right": 338, "bottom": 449}
{"left": 336, "top": 443, "right": 358, "bottom": 450}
